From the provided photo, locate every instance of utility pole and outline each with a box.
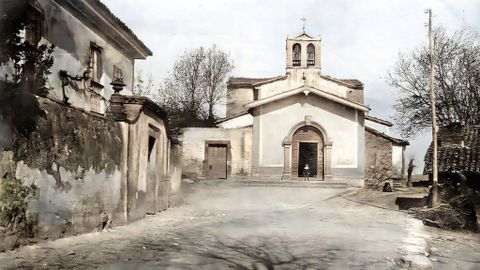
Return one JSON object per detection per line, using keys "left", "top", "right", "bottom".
{"left": 426, "top": 8, "right": 439, "bottom": 207}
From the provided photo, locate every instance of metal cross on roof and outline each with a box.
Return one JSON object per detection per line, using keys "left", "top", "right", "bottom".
{"left": 301, "top": 17, "right": 306, "bottom": 34}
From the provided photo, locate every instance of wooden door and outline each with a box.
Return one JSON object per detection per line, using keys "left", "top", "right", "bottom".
{"left": 298, "top": 142, "right": 318, "bottom": 177}
{"left": 207, "top": 144, "right": 227, "bottom": 179}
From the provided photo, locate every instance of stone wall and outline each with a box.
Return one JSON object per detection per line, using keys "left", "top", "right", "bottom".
{"left": 346, "top": 89, "right": 364, "bottom": 104}
{"left": 1, "top": 95, "right": 180, "bottom": 237}
{"left": 6, "top": 96, "right": 123, "bottom": 235}
{"left": 107, "top": 95, "right": 179, "bottom": 221}
{"left": 365, "top": 129, "right": 393, "bottom": 189}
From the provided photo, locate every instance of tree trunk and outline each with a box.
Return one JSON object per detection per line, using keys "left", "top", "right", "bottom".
{"left": 46, "top": 163, "right": 63, "bottom": 189}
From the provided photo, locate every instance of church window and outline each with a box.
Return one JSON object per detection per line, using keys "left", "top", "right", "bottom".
{"left": 307, "top": 44, "right": 315, "bottom": 66}
{"left": 292, "top": 43, "right": 301, "bottom": 66}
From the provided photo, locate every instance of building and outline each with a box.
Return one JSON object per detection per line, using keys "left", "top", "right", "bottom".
{"left": 181, "top": 32, "right": 407, "bottom": 187}
{"left": 0, "top": 0, "right": 180, "bottom": 235}
{"left": 365, "top": 116, "right": 409, "bottom": 188}
{"left": 424, "top": 124, "right": 480, "bottom": 185}
{"left": 423, "top": 124, "right": 480, "bottom": 229}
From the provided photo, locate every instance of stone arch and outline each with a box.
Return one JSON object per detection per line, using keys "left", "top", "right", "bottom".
{"left": 282, "top": 121, "right": 332, "bottom": 180}
{"left": 307, "top": 43, "right": 315, "bottom": 66}
{"left": 284, "top": 121, "right": 330, "bottom": 145}
{"left": 292, "top": 126, "right": 324, "bottom": 178}
{"left": 292, "top": 43, "right": 301, "bottom": 66}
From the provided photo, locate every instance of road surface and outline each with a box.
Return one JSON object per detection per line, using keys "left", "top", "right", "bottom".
{"left": 0, "top": 180, "right": 437, "bottom": 269}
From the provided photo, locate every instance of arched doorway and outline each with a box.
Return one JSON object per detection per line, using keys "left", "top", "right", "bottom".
{"left": 291, "top": 126, "right": 324, "bottom": 179}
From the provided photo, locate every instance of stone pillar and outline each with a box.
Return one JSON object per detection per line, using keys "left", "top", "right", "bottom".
{"left": 282, "top": 143, "right": 291, "bottom": 180}
{"left": 324, "top": 143, "right": 333, "bottom": 180}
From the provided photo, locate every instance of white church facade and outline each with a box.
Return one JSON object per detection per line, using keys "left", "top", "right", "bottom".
{"left": 180, "top": 33, "right": 408, "bottom": 187}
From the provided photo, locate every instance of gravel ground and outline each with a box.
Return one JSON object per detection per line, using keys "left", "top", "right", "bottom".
{"left": 345, "top": 188, "right": 480, "bottom": 270}
{"left": 0, "top": 181, "right": 444, "bottom": 269}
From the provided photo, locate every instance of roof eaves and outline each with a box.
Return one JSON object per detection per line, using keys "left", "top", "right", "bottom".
{"left": 252, "top": 76, "right": 288, "bottom": 87}
{"left": 320, "top": 75, "right": 363, "bottom": 89}
{"left": 227, "top": 77, "right": 277, "bottom": 88}
{"left": 55, "top": 0, "right": 152, "bottom": 59}
{"left": 244, "top": 85, "right": 370, "bottom": 112}
{"left": 215, "top": 111, "right": 249, "bottom": 124}
{"left": 366, "top": 126, "right": 409, "bottom": 146}
{"left": 365, "top": 115, "right": 394, "bottom": 127}
{"left": 88, "top": 0, "right": 152, "bottom": 58}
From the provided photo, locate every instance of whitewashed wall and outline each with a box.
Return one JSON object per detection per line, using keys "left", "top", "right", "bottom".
{"left": 39, "top": 0, "right": 135, "bottom": 113}
{"left": 254, "top": 93, "right": 364, "bottom": 177}
{"left": 181, "top": 127, "right": 252, "bottom": 178}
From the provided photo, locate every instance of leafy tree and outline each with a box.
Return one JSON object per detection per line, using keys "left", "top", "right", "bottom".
{"left": 388, "top": 26, "right": 480, "bottom": 138}
{"left": 0, "top": 0, "right": 55, "bottom": 142}
{"left": 0, "top": 172, "right": 37, "bottom": 237}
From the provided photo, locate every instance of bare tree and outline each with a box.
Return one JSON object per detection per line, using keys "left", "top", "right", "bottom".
{"left": 388, "top": 26, "right": 480, "bottom": 138}
{"left": 156, "top": 45, "right": 234, "bottom": 132}
{"left": 171, "top": 47, "right": 206, "bottom": 120}
{"left": 202, "top": 46, "right": 233, "bottom": 121}
{"left": 133, "top": 70, "right": 156, "bottom": 98}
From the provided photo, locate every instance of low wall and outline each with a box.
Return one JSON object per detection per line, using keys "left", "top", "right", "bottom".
{"left": 181, "top": 127, "right": 252, "bottom": 179}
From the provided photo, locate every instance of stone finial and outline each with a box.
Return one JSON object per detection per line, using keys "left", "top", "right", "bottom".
{"left": 111, "top": 78, "right": 126, "bottom": 94}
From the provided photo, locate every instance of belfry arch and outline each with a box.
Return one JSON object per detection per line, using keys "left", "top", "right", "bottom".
{"left": 282, "top": 121, "right": 333, "bottom": 180}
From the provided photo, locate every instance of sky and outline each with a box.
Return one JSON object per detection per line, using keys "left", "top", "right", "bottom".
{"left": 102, "top": 0, "right": 480, "bottom": 173}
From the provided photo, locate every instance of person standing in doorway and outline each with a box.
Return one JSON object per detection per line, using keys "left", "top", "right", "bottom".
{"left": 303, "top": 164, "right": 310, "bottom": 181}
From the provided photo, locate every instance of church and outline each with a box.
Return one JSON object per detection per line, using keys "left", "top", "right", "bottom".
{"left": 180, "top": 32, "right": 408, "bottom": 187}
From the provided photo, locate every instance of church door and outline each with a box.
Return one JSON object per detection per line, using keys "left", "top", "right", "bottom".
{"left": 298, "top": 142, "right": 318, "bottom": 177}
{"left": 291, "top": 126, "right": 324, "bottom": 179}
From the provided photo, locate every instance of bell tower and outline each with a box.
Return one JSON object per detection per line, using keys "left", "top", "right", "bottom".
{"left": 286, "top": 30, "right": 321, "bottom": 75}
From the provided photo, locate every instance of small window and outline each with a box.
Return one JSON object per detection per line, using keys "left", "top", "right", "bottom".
{"left": 148, "top": 136, "right": 156, "bottom": 162}
{"left": 292, "top": 43, "right": 301, "bottom": 66}
{"left": 90, "top": 43, "right": 103, "bottom": 82}
{"left": 307, "top": 44, "right": 315, "bottom": 66}
{"left": 25, "top": 20, "right": 42, "bottom": 45}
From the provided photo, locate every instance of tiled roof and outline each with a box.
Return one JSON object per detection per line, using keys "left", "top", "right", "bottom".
{"left": 365, "top": 126, "right": 409, "bottom": 146}
{"left": 91, "top": 0, "right": 152, "bottom": 56}
{"left": 320, "top": 75, "right": 363, "bottom": 89}
{"left": 227, "top": 76, "right": 287, "bottom": 87}
{"left": 339, "top": 79, "right": 363, "bottom": 88}
{"left": 424, "top": 125, "right": 480, "bottom": 174}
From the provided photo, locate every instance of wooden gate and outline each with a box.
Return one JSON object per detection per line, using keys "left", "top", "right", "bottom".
{"left": 207, "top": 144, "right": 227, "bottom": 179}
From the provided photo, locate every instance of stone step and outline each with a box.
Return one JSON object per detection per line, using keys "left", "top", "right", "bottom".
{"left": 230, "top": 180, "right": 348, "bottom": 188}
